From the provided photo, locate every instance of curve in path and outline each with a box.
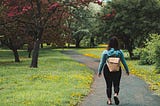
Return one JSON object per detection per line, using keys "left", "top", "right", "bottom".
{"left": 62, "top": 50, "right": 160, "bottom": 106}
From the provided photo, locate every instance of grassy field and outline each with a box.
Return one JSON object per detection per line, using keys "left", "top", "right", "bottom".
{"left": 76, "top": 46, "right": 160, "bottom": 96}
{"left": 1, "top": 46, "right": 159, "bottom": 106}
{"left": 0, "top": 48, "right": 93, "bottom": 106}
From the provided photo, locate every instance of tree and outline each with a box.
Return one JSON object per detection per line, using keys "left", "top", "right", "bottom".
{"left": 100, "top": 0, "right": 160, "bottom": 59}
{"left": 73, "top": 29, "right": 91, "bottom": 47}
{"left": 42, "top": 6, "right": 71, "bottom": 48}
{"left": 0, "top": 2, "right": 27, "bottom": 62}
{"left": 67, "top": 1, "right": 101, "bottom": 48}
{"left": 2, "top": 0, "right": 96, "bottom": 67}
{"left": 87, "top": 2, "right": 103, "bottom": 47}
{"left": 3, "top": 0, "right": 61, "bottom": 67}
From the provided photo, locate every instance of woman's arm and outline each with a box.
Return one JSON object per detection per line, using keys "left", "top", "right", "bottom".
{"left": 98, "top": 51, "right": 107, "bottom": 75}
{"left": 120, "top": 50, "right": 129, "bottom": 74}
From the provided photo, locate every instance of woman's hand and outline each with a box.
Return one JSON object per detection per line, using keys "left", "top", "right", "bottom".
{"left": 97, "top": 73, "right": 102, "bottom": 77}
{"left": 126, "top": 72, "right": 129, "bottom": 76}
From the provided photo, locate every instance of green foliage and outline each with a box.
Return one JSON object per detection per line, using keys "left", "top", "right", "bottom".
{"left": 132, "top": 48, "right": 141, "bottom": 59}
{"left": 80, "top": 36, "right": 90, "bottom": 47}
{"left": 70, "top": 5, "right": 92, "bottom": 48}
{"left": 155, "top": 45, "right": 160, "bottom": 73}
{"left": 100, "top": 0, "right": 160, "bottom": 58}
{"left": 139, "top": 47, "right": 155, "bottom": 65}
{"left": 70, "top": 3, "right": 103, "bottom": 48}
{"left": 73, "top": 29, "right": 91, "bottom": 47}
{"left": 139, "top": 34, "right": 160, "bottom": 65}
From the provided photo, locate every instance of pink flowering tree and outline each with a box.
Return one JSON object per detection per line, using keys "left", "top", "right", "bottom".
{"left": 2, "top": 0, "right": 60, "bottom": 66}
{"left": 0, "top": 0, "right": 29, "bottom": 62}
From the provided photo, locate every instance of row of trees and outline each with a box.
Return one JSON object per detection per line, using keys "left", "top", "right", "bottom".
{"left": 0, "top": 0, "right": 99, "bottom": 67}
{"left": 99, "top": 0, "right": 160, "bottom": 59}
{"left": 1, "top": 0, "right": 160, "bottom": 69}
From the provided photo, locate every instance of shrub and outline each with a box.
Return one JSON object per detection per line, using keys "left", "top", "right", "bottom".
{"left": 139, "top": 34, "right": 160, "bottom": 65}
{"left": 140, "top": 47, "right": 155, "bottom": 65}
{"left": 155, "top": 45, "right": 160, "bottom": 73}
{"left": 133, "top": 48, "right": 141, "bottom": 59}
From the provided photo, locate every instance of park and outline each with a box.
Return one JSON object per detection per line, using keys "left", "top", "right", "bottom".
{"left": 0, "top": 0, "right": 160, "bottom": 106}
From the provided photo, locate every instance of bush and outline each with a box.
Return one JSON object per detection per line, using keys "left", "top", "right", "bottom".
{"left": 139, "top": 34, "right": 160, "bottom": 65}
{"left": 139, "top": 47, "right": 155, "bottom": 65}
{"left": 133, "top": 48, "right": 141, "bottom": 59}
{"left": 155, "top": 45, "right": 160, "bottom": 73}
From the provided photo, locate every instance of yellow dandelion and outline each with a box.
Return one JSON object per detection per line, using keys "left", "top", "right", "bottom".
{"left": 79, "top": 63, "right": 85, "bottom": 67}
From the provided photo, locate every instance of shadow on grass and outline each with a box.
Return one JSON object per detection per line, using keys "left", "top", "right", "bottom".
{"left": 0, "top": 60, "right": 31, "bottom": 67}
{"left": 0, "top": 61, "right": 14, "bottom": 65}
{"left": 0, "top": 48, "right": 77, "bottom": 67}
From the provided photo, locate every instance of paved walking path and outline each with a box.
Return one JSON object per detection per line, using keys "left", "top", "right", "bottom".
{"left": 62, "top": 50, "right": 160, "bottom": 106}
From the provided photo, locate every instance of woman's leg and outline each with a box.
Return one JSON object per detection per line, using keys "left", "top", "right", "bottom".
{"left": 112, "top": 68, "right": 122, "bottom": 105}
{"left": 113, "top": 67, "right": 122, "bottom": 95}
{"left": 103, "top": 65, "right": 112, "bottom": 102}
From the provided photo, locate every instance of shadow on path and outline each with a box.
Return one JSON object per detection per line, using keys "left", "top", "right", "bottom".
{"left": 62, "top": 50, "right": 160, "bottom": 106}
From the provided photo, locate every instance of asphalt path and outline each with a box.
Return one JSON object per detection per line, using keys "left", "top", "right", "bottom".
{"left": 62, "top": 50, "right": 160, "bottom": 106}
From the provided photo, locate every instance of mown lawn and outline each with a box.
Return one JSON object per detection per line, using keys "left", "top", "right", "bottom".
{"left": 76, "top": 46, "right": 160, "bottom": 96}
{"left": 0, "top": 48, "right": 93, "bottom": 106}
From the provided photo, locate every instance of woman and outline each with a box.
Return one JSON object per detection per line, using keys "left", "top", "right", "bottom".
{"left": 97, "top": 36, "right": 129, "bottom": 105}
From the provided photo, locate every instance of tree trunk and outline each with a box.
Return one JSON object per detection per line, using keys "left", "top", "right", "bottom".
{"left": 30, "top": 39, "right": 40, "bottom": 67}
{"left": 75, "top": 39, "right": 80, "bottom": 48}
{"left": 67, "top": 43, "right": 70, "bottom": 48}
{"left": 27, "top": 44, "right": 33, "bottom": 58}
{"left": 125, "top": 39, "right": 134, "bottom": 59}
{"left": 90, "top": 37, "right": 95, "bottom": 47}
{"left": 28, "top": 50, "right": 32, "bottom": 58}
{"left": 41, "top": 43, "right": 43, "bottom": 48}
{"left": 12, "top": 49, "right": 20, "bottom": 62}
{"left": 127, "top": 48, "right": 134, "bottom": 59}
{"left": 30, "top": 25, "right": 44, "bottom": 68}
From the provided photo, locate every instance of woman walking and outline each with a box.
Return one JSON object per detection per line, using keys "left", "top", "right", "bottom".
{"left": 97, "top": 36, "right": 129, "bottom": 105}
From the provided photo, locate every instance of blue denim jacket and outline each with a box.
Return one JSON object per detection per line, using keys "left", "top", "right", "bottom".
{"left": 98, "top": 48, "right": 129, "bottom": 74}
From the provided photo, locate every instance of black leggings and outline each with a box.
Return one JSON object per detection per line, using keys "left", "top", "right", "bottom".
{"left": 103, "top": 64, "right": 122, "bottom": 98}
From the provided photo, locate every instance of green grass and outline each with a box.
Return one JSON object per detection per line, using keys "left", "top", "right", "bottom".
{"left": 76, "top": 47, "right": 160, "bottom": 96}
{"left": 0, "top": 48, "right": 93, "bottom": 106}
{"left": 76, "top": 47, "right": 105, "bottom": 58}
